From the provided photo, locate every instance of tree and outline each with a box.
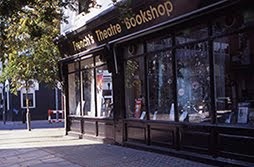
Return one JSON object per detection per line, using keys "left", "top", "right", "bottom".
{"left": 0, "top": 0, "right": 129, "bottom": 130}
{"left": 0, "top": 0, "right": 61, "bottom": 130}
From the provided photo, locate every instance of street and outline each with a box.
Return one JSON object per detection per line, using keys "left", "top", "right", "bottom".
{"left": 0, "top": 121, "right": 215, "bottom": 167}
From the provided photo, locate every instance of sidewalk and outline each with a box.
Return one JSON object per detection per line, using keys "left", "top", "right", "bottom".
{"left": 0, "top": 120, "right": 64, "bottom": 130}
{"left": 0, "top": 121, "right": 215, "bottom": 167}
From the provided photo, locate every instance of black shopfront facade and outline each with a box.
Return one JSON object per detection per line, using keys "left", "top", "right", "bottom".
{"left": 56, "top": 0, "right": 254, "bottom": 165}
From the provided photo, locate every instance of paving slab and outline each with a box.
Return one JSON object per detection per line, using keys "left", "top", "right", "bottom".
{"left": 0, "top": 121, "right": 215, "bottom": 167}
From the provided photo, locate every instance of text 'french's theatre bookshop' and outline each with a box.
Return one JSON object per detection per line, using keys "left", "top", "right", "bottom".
{"left": 95, "top": 1, "right": 174, "bottom": 42}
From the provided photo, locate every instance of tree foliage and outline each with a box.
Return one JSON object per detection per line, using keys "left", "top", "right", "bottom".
{"left": 0, "top": 0, "right": 130, "bottom": 92}
{"left": 0, "top": 0, "right": 62, "bottom": 93}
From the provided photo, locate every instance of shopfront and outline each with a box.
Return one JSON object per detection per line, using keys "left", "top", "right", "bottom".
{"left": 56, "top": 0, "right": 254, "bottom": 165}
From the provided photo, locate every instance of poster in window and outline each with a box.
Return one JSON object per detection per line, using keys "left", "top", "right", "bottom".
{"left": 237, "top": 107, "right": 248, "bottom": 123}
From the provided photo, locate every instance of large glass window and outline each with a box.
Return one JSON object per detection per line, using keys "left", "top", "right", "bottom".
{"left": 125, "top": 57, "right": 146, "bottom": 119}
{"left": 212, "top": 12, "right": 244, "bottom": 36}
{"left": 176, "top": 42, "right": 211, "bottom": 123}
{"left": 214, "top": 31, "right": 254, "bottom": 125}
{"left": 68, "top": 72, "right": 81, "bottom": 115}
{"left": 96, "top": 66, "right": 113, "bottom": 118}
{"left": 176, "top": 24, "right": 208, "bottom": 45}
{"left": 68, "top": 54, "right": 113, "bottom": 118}
{"left": 148, "top": 50, "right": 175, "bottom": 121}
{"left": 82, "top": 69, "right": 94, "bottom": 116}
{"left": 121, "top": 8, "right": 254, "bottom": 126}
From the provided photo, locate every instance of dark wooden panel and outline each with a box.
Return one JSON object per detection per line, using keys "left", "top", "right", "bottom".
{"left": 180, "top": 127, "right": 210, "bottom": 153}
{"left": 84, "top": 121, "right": 96, "bottom": 135}
{"left": 217, "top": 133, "right": 254, "bottom": 159}
{"left": 70, "top": 119, "right": 81, "bottom": 132}
{"left": 216, "top": 126, "right": 254, "bottom": 137}
{"left": 150, "top": 128, "right": 175, "bottom": 147}
{"left": 98, "top": 122, "right": 114, "bottom": 139}
{"left": 127, "top": 126, "right": 146, "bottom": 143}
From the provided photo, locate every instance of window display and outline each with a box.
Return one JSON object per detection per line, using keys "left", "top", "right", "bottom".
{"left": 68, "top": 72, "right": 81, "bottom": 115}
{"left": 82, "top": 69, "right": 94, "bottom": 116}
{"left": 96, "top": 66, "right": 113, "bottom": 118}
{"left": 147, "top": 50, "right": 175, "bottom": 121}
{"left": 176, "top": 24, "right": 208, "bottom": 45}
{"left": 214, "top": 31, "right": 254, "bottom": 125}
{"left": 176, "top": 42, "right": 211, "bottom": 123}
{"left": 121, "top": 8, "right": 254, "bottom": 125}
{"left": 68, "top": 54, "right": 113, "bottom": 118}
{"left": 125, "top": 57, "right": 146, "bottom": 119}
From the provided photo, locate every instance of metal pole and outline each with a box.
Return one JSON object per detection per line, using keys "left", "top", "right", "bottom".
{"left": 55, "top": 87, "right": 58, "bottom": 120}
{"left": 3, "top": 86, "right": 6, "bottom": 124}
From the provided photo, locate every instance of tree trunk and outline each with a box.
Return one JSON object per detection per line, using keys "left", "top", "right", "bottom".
{"left": 25, "top": 83, "right": 31, "bottom": 131}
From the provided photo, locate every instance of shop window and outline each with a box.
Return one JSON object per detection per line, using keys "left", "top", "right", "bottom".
{"left": 81, "top": 56, "right": 94, "bottom": 69}
{"left": 176, "top": 42, "right": 211, "bottom": 123}
{"left": 68, "top": 72, "right": 81, "bottom": 115}
{"left": 124, "top": 43, "right": 144, "bottom": 59}
{"left": 147, "top": 36, "right": 172, "bottom": 52}
{"left": 125, "top": 57, "right": 146, "bottom": 119}
{"left": 147, "top": 50, "right": 175, "bottom": 121}
{"left": 176, "top": 24, "right": 208, "bottom": 45}
{"left": 96, "top": 66, "right": 113, "bottom": 118}
{"left": 68, "top": 63, "right": 75, "bottom": 73}
{"left": 212, "top": 13, "right": 244, "bottom": 36}
{"left": 21, "top": 93, "right": 35, "bottom": 108}
{"left": 67, "top": 54, "right": 113, "bottom": 118}
{"left": 214, "top": 31, "right": 254, "bottom": 125}
{"left": 81, "top": 69, "right": 95, "bottom": 117}
{"left": 80, "top": 57, "right": 94, "bottom": 116}
{"left": 95, "top": 55, "right": 106, "bottom": 66}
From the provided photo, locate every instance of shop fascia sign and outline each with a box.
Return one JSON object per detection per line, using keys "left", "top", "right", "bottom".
{"left": 71, "top": 0, "right": 173, "bottom": 53}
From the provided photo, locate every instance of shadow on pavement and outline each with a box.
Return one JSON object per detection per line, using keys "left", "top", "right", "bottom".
{"left": 0, "top": 120, "right": 64, "bottom": 130}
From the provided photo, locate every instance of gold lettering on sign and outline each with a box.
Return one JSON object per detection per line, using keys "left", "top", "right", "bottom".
{"left": 73, "top": 34, "right": 95, "bottom": 51}
{"left": 93, "top": 0, "right": 174, "bottom": 43}
{"left": 95, "top": 24, "right": 122, "bottom": 42}
{"left": 124, "top": 1, "right": 173, "bottom": 30}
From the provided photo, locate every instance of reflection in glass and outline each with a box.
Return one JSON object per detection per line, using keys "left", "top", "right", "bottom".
{"left": 81, "top": 57, "right": 93, "bottom": 69}
{"left": 95, "top": 55, "right": 106, "bottom": 66}
{"left": 214, "top": 31, "right": 254, "bottom": 125}
{"left": 176, "top": 25, "right": 208, "bottom": 45}
{"left": 68, "top": 72, "right": 81, "bottom": 115}
{"left": 68, "top": 63, "right": 75, "bottom": 73}
{"left": 148, "top": 51, "right": 175, "bottom": 121}
{"left": 96, "top": 65, "right": 113, "bottom": 118}
{"left": 82, "top": 69, "right": 95, "bottom": 117}
{"left": 212, "top": 13, "right": 244, "bottom": 36}
{"left": 176, "top": 42, "right": 210, "bottom": 123}
{"left": 125, "top": 57, "right": 146, "bottom": 119}
{"left": 147, "top": 37, "right": 172, "bottom": 52}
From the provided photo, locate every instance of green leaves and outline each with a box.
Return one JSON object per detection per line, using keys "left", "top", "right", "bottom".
{"left": 0, "top": 0, "right": 61, "bottom": 93}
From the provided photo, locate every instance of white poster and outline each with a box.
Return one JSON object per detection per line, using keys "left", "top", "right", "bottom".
{"left": 237, "top": 107, "right": 248, "bottom": 123}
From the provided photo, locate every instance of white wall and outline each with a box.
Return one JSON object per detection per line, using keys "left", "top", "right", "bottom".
{"left": 61, "top": 0, "right": 113, "bottom": 34}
